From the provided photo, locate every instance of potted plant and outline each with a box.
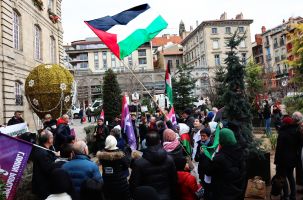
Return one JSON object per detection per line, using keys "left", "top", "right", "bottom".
{"left": 48, "top": 9, "right": 59, "bottom": 23}
{"left": 32, "top": 0, "right": 43, "bottom": 11}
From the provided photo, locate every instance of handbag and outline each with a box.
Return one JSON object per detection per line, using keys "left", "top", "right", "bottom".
{"left": 245, "top": 176, "right": 266, "bottom": 199}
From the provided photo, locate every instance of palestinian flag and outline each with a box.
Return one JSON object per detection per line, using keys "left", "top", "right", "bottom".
{"left": 165, "top": 63, "right": 173, "bottom": 105}
{"left": 202, "top": 123, "right": 221, "bottom": 160}
{"left": 179, "top": 123, "right": 192, "bottom": 155}
{"left": 85, "top": 4, "right": 168, "bottom": 59}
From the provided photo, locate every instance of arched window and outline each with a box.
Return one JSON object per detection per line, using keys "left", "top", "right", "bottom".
{"left": 13, "top": 10, "right": 21, "bottom": 50}
{"left": 34, "top": 25, "right": 42, "bottom": 60}
{"left": 15, "top": 81, "right": 23, "bottom": 105}
{"left": 50, "top": 36, "right": 56, "bottom": 63}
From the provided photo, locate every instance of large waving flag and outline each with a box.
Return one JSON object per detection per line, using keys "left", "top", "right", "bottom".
{"left": 0, "top": 133, "right": 32, "bottom": 200}
{"left": 121, "top": 95, "right": 137, "bottom": 150}
{"left": 85, "top": 4, "right": 168, "bottom": 59}
{"left": 202, "top": 124, "right": 221, "bottom": 159}
{"left": 165, "top": 63, "right": 177, "bottom": 126}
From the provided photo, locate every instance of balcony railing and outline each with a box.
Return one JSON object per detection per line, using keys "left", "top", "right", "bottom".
{"left": 15, "top": 95, "right": 23, "bottom": 106}
{"left": 266, "top": 55, "right": 272, "bottom": 61}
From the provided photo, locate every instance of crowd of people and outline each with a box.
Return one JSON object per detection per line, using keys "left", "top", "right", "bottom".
{"left": 3, "top": 103, "right": 303, "bottom": 200}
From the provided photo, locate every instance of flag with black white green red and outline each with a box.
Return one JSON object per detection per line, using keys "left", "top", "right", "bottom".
{"left": 85, "top": 4, "right": 168, "bottom": 60}
{"left": 165, "top": 63, "right": 173, "bottom": 105}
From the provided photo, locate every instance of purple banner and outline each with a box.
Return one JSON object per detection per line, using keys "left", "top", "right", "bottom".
{"left": 0, "top": 133, "right": 32, "bottom": 200}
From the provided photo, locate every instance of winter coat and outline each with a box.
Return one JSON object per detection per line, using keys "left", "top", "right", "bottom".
{"left": 139, "top": 123, "right": 148, "bottom": 142}
{"left": 55, "top": 119, "right": 73, "bottom": 150}
{"left": 43, "top": 119, "right": 57, "bottom": 133}
{"left": 167, "top": 144, "right": 186, "bottom": 165}
{"left": 195, "top": 140, "right": 213, "bottom": 183}
{"left": 62, "top": 154, "right": 102, "bottom": 192}
{"left": 274, "top": 123, "right": 300, "bottom": 169}
{"left": 45, "top": 193, "right": 72, "bottom": 200}
{"left": 32, "top": 146, "right": 56, "bottom": 199}
{"left": 263, "top": 104, "right": 271, "bottom": 119}
{"left": 7, "top": 116, "right": 24, "bottom": 126}
{"left": 94, "top": 125, "right": 109, "bottom": 141}
{"left": 130, "top": 144, "right": 178, "bottom": 200}
{"left": 86, "top": 108, "right": 92, "bottom": 116}
{"left": 184, "top": 116, "right": 195, "bottom": 130}
{"left": 177, "top": 171, "right": 199, "bottom": 200}
{"left": 97, "top": 150, "right": 130, "bottom": 199}
{"left": 202, "top": 144, "right": 246, "bottom": 200}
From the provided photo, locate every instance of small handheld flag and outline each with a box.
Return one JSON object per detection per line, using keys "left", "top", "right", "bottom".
{"left": 85, "top": 4, "right": 168, "bottom": 60}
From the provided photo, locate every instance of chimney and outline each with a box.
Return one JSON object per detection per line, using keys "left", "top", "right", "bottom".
{"left": 190, "top": 25, "right": 193, "bottom": 31}
{"left": 220, "top": 12, "right": 227, "bottom": 20}
{"left": 196, "top": 20, "right": 199, "bottom": 27}
{"left": 235, "top": 12, "right": 243, "bottom": 20}
{"left": 261, "top": 26, "right": 266, "bottom": 33}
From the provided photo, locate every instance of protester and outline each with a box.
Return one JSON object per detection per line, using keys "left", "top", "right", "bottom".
{"left": 148, "top": 116, "right": 157, "bottom": 131}
{"left": 93, "top": 118, "right": 109, "bottom": 154}
{"left": 194, "top": 128, "right": 213, "bottom": 199}
{"left": 62, "top": 140, "right": 102, "bottom": 194}
{"left": 263, "top": 100, "right": 271, "bottom": 135}
{"left": 272, "top": 105, "right": 282, "bottom": 130}
{"left": 134, "top": 186, "right": 160, "bottom": 200}
{"left": 156, "top": 120, "right": 166, "bottom": 143}
{"left": 163, "top": 128, "right": 184, "bottom": 164}
{"left": 80, "top": 178, "right": 105, "bottom": 200}
{"left": 7, "top": 111, "right": 24, "bottom": 126}
{"left": 175, "top": 157, "right": 199, "bottom": 200}
{"left": 43, "top": 114, "right": 57, "bottom": 133}
{"left": 79, "top": 107, "right": 84, "bottom": 124}
{"left": 55, "top": 114, "right": 74, "bottom": 151}
{"left": 139, "top": 116, "right": 148, "bottom": 147}
{"left": 97, "top": 135, "right": 131, "bottom": 200}
{"left": 192, "top": 118, "right": 204, "bottom": 159}
{"left": 86, "top": 106, "right": 93, "bottom": 123}
{"left": 202, "top": 128, "right": 246, "bottom": 200}
{"left": 130, "top": 132, "right": 178, "bottom": 200}
{"left": 181, "top": 108, "right": 195, "bottom": 129}
{"left": 274, "top": 114, "right": 301, "bottom": 200}
{"left": 45, "top": 168, "right": 75, "bottom": 200}
{"left": 110, "top": 126, "right": 126, "bottom": 151}
{"left": 53, "top": 144, "right": 73, "bottom": 168}
{"left": 178, "top": 123, "right": 192, "bottom": 156}
{"left": 32, "top": 130, "right": 57, "bottom": 200}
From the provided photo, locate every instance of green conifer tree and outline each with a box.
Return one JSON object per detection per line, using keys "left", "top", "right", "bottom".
{"left": 102, "top": 69, "right": 122, "bottom": 123}
{"left": 213, "top": 65, "right": 227, "bottom": 108}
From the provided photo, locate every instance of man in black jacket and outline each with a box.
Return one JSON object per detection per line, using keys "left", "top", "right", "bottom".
{"left": 32, "top": 130, "right": 57, "bottom": 199}
{"left": 7, "top": 111, "right": 24, "bottom": 126}
{"left": 55, "top": 114, "right": 74, "bottom": 151}
{"left": 130, "top": 132, "right": 178, "bottom": 200}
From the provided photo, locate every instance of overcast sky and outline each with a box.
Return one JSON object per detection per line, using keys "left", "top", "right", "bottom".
{"left": 61, "top": 0, "right": 303, "bottom": 44}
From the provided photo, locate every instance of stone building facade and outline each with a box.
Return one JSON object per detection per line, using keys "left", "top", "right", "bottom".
{"left": 0, "top": 0, "right": 63, "bottom": 128}
{"left": 181, "top": 13, "right": 253, "bottom": 97}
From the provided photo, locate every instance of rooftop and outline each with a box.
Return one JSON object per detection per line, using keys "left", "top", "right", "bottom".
{"left": 152, "top": 34, "right": 182, "bottom": 46}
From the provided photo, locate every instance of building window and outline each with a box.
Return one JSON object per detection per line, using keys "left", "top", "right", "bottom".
{"left": 280, "top": 35, "right": 285, "bottom": 46}
{"left": 48, "top": 0, "right": 54, "bottom": 10}
{"left": 128, "top": 55, "right": 133, "bottom": 66}
{"left": 211, "top": 27, "right": 217, "bottom": 34}
{"left": 13, "top": 11, "right": 21, "bottom": 50}
{"left": 139, "top": 58, "right": 147, "bottom": 65}
{"left": 94, "top": 52, "right": 99, "bottom": 70}
{"left": 225, "top": 27, "right": 231, "bottom": 34}
{"left": 15, "top": 81, "right": 23, "bottom": 105}
{"left": 176, "top": 59, "right": 180, "bottom": 67}
{"left": 238, "top": 27, "right": 244, "bottom": 33}
{"left": 80, "top": 62, "right": 88, "bottom": 69}
{"left": 50, "top": 36, "right": 56, "bottom": 63}
{"left": 102, "top": 51, "right": 107, "bottom": 69}
{"left": 241, "top": 53, "right": 247, "bottom": 65}
{"left": 167, "top": 60, "right": 172, "bottom": 68}
{"left": 138, "top": 49, "right": 146, "bottom": 57}
{"left": 274, "top": 38, "right": 278, "bottom": 49}
{"left": 111, "top": 53, "right": 116, "bottom": 68}
{"left": 240, "top": 40, "right": 246, "bottom": 48}
{"left": 34, "top": 25, "right": 42, "bottom": 60}
{"left": 79, "top": 54, "right": 88, "bottom": 60}
{"left": 214, "top": 54, "right": 220, "bottom": 66}
{"left": 212, "top": 40, "right": 219, "bottom": 49}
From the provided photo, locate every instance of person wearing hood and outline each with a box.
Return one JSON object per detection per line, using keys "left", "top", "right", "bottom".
{"left": 97, "top": 135, "right": 131, "bottom": 200}
{"left": 55, "top": 114, "right": 74, "bottom": 151}
{"left": 274, "top": 115, "right": 301, "bottom": 200}
{"left": 130, "top": 132, "right": 178, "bottom": 200}
{"left": 163, "top": 128, "right": 185, "bottom": 164}
{"left": 201, "top": 128, "right": 246, "bottom": 200}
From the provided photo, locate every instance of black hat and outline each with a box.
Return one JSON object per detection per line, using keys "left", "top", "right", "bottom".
{"left": 182, "top": 108, "right": 192, "bottom": 115}
{"left": 200, "top": 128, "right": 211, "bottom": 137}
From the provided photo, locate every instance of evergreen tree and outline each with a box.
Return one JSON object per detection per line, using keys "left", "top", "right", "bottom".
{"left": 223, "top": 31, "right": 254, "bottom": 153}
{"left": 213, "top": 65, "right": 227, "bottom": 108}
{"left": 102, "top": 69, "right": 122, "bottom": 123}
{"left": 172, "top": 64, "right": 197, "bottom": 114}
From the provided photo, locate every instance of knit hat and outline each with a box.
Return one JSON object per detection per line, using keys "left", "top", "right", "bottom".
{"left": 207, "top": 111, "right": 214, "bottom": 120}
{"left": 105, "top": 135, "right": 118, "bottom": 150}
{"left": 219, "top": 128, "right": 237, "bottom": 147}
{"left": 208, "top": 121, "right": 218, "bottom": 134}
{"left": 282, "top": 116, "right": 293, "bottom": 125}
{"left": 163, "top": 128, "right": 177, "bottom": 142}
{"left": 200, "top": 128, "right": 211, "bottom": 137}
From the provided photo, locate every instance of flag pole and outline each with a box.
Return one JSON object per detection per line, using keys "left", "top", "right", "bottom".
{"left": 120, "top": 60, "right": 167, "bottom": 116}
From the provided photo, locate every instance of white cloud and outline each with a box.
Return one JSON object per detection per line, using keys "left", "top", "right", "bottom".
{"left": 62, "top": 0, "right": 303, "bottom": 44}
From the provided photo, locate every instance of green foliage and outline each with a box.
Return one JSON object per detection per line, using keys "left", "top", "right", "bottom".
{"left": 223, "top": 30, "right": 255, "bottom": 154}
{"left": 213, "top": 65, "right": 227, "bottom": 108}
{"left": 283, "top": 96, "right": 303, "bottom": 114}
{"left": 172, "top": 64, "right": 197, "bottom": 114}
{"left": 269, "top": 134, "right": 278, "bottom": 150}
{"left": 141, "top": 96, "right": 155, "bottom": 114}
{"left": 102, "top": 69, "right": 122, "bottom": 123}
{"left": 245, "top": 60, "right": 263, "bottom": 114}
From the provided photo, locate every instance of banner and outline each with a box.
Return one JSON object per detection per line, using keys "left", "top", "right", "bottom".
{"left": 0, "top": 123, "right": 28, "bottom": 137}
{"left": 0, "top": 133, "right": 32, "bottom": 200}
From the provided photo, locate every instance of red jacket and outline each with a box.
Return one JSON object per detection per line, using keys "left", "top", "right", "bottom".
{"left": 177, "top": 171, "right": 199, "bottom": 200}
